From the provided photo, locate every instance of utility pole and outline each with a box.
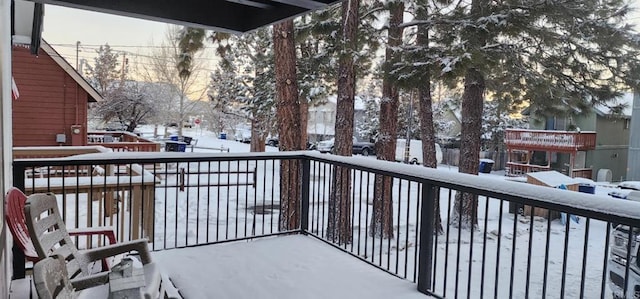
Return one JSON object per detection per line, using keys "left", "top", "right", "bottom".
{"left": 75, "top": 41, "right": 80, "bottom": 70}
{"left": 78, "top": 59, "right": 86, "bottom": 76}
{"left": 121, "top": 53, "right": 127, "bottom": 80}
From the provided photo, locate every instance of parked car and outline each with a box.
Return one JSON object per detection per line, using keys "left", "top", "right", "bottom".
{"left": 235, "top": 130, "right": 251, "bottom": 143}
{"left": 166, "top": 121, "right": 192, "bottom": 128}
{"left": 607, "top": 190, "right": 640, "bottom": 298}
{"left": 317, "top": 137, "right": 375, "bottom": 156}
{"left": 266, "top": 136, "right": 279, "bottom": 147}
{"left": 266, "top": 136, "right": 316, "bottom": 150}
{"left": 395, "top": 139, "right": 443, "bottom": 164}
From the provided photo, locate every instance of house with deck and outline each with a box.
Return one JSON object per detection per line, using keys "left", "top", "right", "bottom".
{"left": 508, "top": 93, "right": 633, "bottom": 181}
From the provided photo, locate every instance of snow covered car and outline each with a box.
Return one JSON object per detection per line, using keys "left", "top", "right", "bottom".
{"left": 235, "top": 130, "right": 251, "bottom": 143}
{"left": 316, "top": 137, "right": 375, "bottom": 155}
{"left": 607, "top": 189, "right": 640, "bottom": 298}
{"left": 608, "top": 224, "right": 640, "bottom": 299}
{"left": 394, "top": 139, "right": 443, "bottom": 165}
{"left": 316, "top": 138, "right": 335, "bottom": 153}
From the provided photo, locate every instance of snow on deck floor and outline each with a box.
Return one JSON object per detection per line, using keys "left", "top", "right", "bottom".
{"left": 152, "top": 235, "right": 432, "bottom": 299}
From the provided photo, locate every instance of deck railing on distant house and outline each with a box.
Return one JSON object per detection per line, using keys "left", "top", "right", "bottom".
{"left": 505, "top": 129, "right": 597, "bottom": 152}
{"left": 11, "top": 152, "right": 640, "bottom": 298}
{"left": 87, "top": 130, "right": 161, "bottom": 152}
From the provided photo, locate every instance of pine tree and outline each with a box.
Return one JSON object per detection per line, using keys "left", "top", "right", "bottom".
{"left": 85, "top": 44, "right": 120, "bottom": 95}
{"left": 369, "top": 0, "right": 404, "bottom": 239}
{"left": 327, "top": 0, "right": 360, "bottom": 244}
{"left": 273, "top": 19, "right": 304, "bottom": 231}
{"left": 207, "top": 30, "right": 276, "bottom": 152}
{"left": 418, "top": 0, "right": 640, "bottom": 229}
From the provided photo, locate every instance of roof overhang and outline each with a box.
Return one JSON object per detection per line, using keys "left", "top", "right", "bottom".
{"left": 25, "top": 0, "right": 342, "bottom": 34}
{"left": 12, "top": 0, "right": 44, "bottom": 55}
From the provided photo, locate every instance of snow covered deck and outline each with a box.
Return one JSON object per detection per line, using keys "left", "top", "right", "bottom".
{"left": 151, "top": 235, "right": 431, "bottom": 299}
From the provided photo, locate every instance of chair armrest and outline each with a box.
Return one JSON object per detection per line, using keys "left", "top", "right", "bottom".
{"left": 81, "top": 238, "right": 152, "bottom": 265}
{"left": 70, "top": 272, "right": 109, "bottom": 290}
{"left": 69, "top": 226, "right": 117, "bottom": 244}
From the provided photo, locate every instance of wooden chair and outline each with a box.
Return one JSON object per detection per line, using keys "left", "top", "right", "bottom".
{"left": 24, "top": 192, "right": 155, "bottom": 291}
{"left": 5, "top": 187, "right": 117, "bottom": 270}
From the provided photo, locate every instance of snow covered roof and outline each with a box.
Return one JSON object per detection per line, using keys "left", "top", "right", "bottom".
{"left": 593, "top": 92, "right": 635, "bottom": 117}
{"left": 526, "top": 170, "right": 578, "bottom": 188}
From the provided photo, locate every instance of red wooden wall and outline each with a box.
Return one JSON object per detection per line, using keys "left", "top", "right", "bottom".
{"left": 11, "top": 46, "right": 88, "bottom": 147}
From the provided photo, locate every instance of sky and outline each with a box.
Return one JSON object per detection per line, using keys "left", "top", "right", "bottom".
{"left": 41, "top": 5, "right": 217, "bottom": 100}
{"left": 42, "top": 5, "right": 169, "bottom": 71}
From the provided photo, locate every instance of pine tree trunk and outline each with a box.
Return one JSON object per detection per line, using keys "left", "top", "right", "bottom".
{"left": 450, "top": 68, "right": 484, "bottom": 229}
{"left": 273, "top": 20, "right": 302, "bottom": 231}
{"left": 250, "top": 117, "right": 266, "bottom": 152}
{"left": 449, "top": 0, "right": 487, "bottom": 230}
{"left": 416, "top": 3, "right": 443, "bottom": 234}
{"left": 327, "top": 0, "right": 359, "bottom": 244}
{"left": 300, "top": 96, "right": 308, "bottom": 149}
{"left": 370, "top": 1, "right": 403, "bottom": 239}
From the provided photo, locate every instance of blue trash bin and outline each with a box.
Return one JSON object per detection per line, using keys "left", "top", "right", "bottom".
{"left": 219, "top": 133, "right": 227, "bottom": 140}
{"left": 479, "top": 159, "right": 494, "bottom": 173}
{"left": 170, "top": 135, "right": 179, "bottom": 141}
{"left": 177, "top": 142, "right": 187, "bottom": 152}
{"left": 578, "top": 183, "right": 595, "bottom": 194}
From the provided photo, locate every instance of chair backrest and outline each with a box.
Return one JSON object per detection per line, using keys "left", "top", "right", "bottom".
{"left": 33, "top": 254, "right": 77, "bottom": 299}
{"left": 5, "top": 187, "right": 39, "bottom": 261}
{"left": 24, "top": 193, "right": 91, "bottom": 279}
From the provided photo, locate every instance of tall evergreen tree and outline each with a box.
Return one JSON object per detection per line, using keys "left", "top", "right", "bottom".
{"left": 328, "top": 0, "right": 360, "bottom": 244}
{"left": 273, "top": 19, "right": 304, "bottom": 231}
{"left": 370, "top": 0, "right": 404, "bottom": 239}
{"left": 85, "top": 44, "right": 120, "bottom": 95}
{"left": 208, "top": 28, "right": 276, "bottom": 152}
{"left": 404, "top": 0, "right": 640, "bottom": 229}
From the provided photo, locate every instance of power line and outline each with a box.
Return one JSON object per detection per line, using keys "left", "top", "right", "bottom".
{"left": 53, "top": 44, "right": 221, "bottom": 62}
{"left": 48, "top": 42, "right": 220, "bottom": 50}
{"left": 56, "top": 53, "right": 219, "bottom": 73}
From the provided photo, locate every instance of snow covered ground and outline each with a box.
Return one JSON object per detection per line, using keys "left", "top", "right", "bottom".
{"left": 63, "top": 126, "right": 634, "bottom": 298}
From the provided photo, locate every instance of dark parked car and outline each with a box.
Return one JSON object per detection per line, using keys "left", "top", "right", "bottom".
{"left": 266, "top": 136, "right": 279, "bottom": 147}
{"left": 266, "top": 136, "right": 316, "bottom": 150}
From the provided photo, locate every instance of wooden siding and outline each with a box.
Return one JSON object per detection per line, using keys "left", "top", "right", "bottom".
{"left": 12, "top": 46, "right": 88, "bottom": 147}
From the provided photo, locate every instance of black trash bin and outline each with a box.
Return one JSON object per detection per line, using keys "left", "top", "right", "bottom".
{"left": 182, "top": 136, "right": 193, "bottom": 145}
{"left": 479, "top": 159, "right": 494, "bottom": 173}
{"left": 165, "top": 141, "right": 180, "bottom": 152}
{"left": 165, "top": 141, "right": 187, "bottom": 152}
{"left": 578, "top": 183, "right": 596, "bottom": 194}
